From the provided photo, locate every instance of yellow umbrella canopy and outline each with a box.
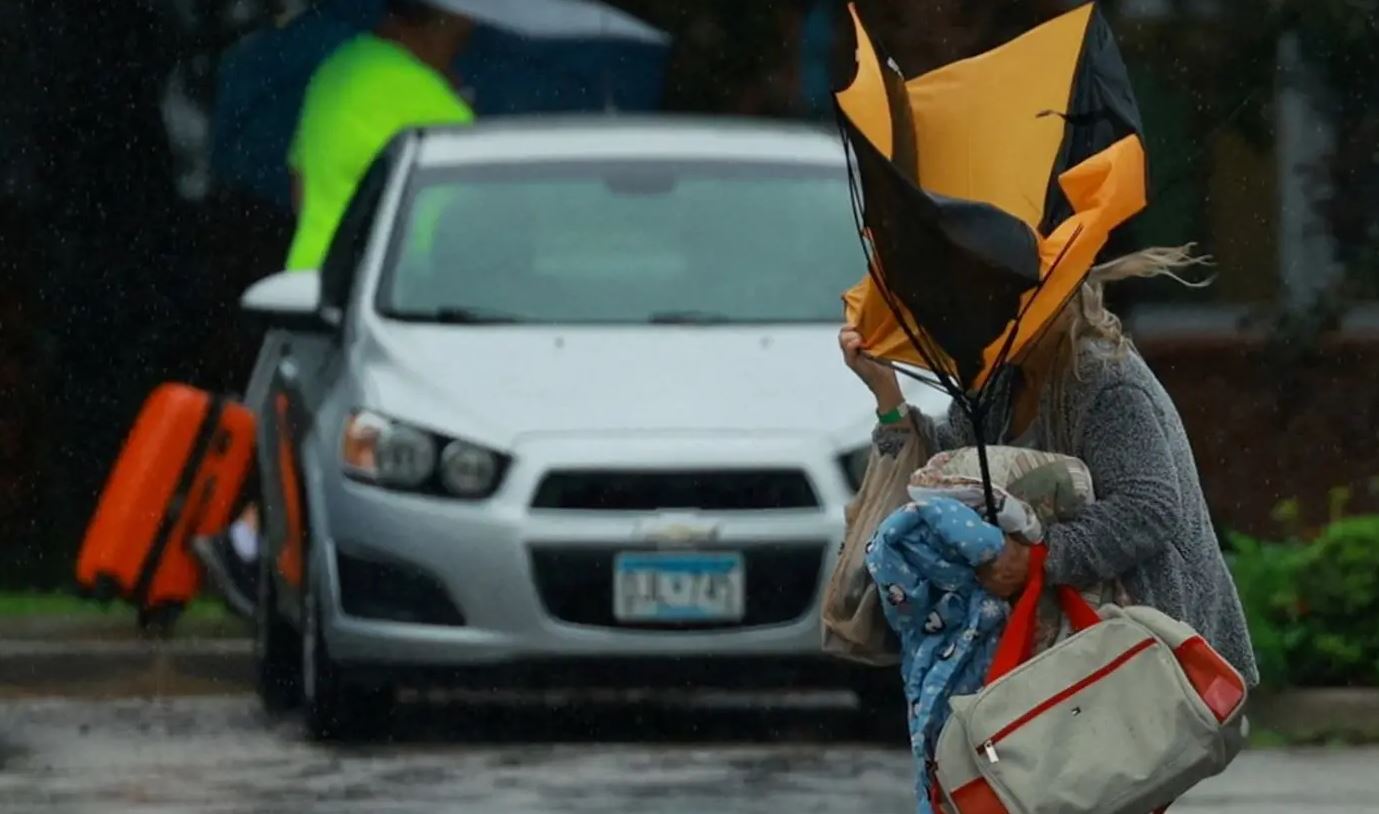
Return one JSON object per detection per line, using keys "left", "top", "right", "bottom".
{"left": 836, "top": 1, "right": 1149, "bottom": 395}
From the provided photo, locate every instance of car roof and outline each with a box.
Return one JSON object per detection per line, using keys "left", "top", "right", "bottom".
{"left": 412, "top": 115, "right": 848, "bottom": 168}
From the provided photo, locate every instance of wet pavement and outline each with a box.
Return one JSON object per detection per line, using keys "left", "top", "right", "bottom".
{"left": 1, "top": 695, "right": 1376, "bottom": 814}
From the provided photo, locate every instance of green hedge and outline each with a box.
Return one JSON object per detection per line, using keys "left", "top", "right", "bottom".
{"left": 1228, "top": 515, "right": 1379, "bottom": 688}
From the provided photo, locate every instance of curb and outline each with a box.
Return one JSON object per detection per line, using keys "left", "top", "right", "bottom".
{"left": 0, "top": 638, "right": 254, "bottom": 697}
{"left": 3, "top": 635, "right": 1379, "bottom": 743}
{"left": 0, "top": 615, "right": 249, "bottom": 642}
{"left": 1247, "top": 688, "right": 1379, "bottom": 742}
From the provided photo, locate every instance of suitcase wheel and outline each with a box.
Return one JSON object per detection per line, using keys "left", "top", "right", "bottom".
{"left": 88, "top": 574, "right": 122, "bottom": 605}
{"left": 137, "top": 603, "right": 185, "bottom": 639}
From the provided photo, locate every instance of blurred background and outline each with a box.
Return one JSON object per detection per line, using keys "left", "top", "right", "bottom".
{"left": 1, "top": 0, "right": 1377, "bottom": 693}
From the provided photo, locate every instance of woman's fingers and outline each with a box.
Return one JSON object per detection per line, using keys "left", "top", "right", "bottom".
{"left": 978, "top": 543, "right": 1031, "bottom": 598}
{"left": 841, "top": 327, "right": 902, "bottom": 407}
{"left": 839, "top": 328, "right": 864, "bottom": 364}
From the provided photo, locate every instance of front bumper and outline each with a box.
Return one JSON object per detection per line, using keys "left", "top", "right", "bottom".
{"left": 313, "top": 431, "right": 857, "bottom": 675}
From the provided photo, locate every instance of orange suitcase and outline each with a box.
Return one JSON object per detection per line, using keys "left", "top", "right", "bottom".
{"left": 76, "top": 383, "right": 256, "bottom": 621}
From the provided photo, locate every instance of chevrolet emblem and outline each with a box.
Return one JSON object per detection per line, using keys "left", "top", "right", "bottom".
{"left": 638, "top": 516, "right": 720, "bottom": 547}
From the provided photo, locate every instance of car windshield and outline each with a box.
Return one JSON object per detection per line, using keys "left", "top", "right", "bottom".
{"left": 378, "top": 159, "right": 862, "bottom": 324}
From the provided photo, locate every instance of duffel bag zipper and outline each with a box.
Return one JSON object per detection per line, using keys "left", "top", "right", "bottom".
{"left": 977, "top": 637, "right": 1157, "bottom": 764}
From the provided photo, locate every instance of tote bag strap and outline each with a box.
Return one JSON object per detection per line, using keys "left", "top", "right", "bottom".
{"left": 985, "top": 544, "right": 1101, "bottom": 683}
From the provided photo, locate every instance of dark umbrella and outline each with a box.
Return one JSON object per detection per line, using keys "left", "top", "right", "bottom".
{"left": 429, "top": 0, "right": 668, "bottom": 44}
{"left": 834, "top": 1, "right": 1149, "bottom": 517}
{"left": 211, "top": 0, "right": 669, "bottom": 208}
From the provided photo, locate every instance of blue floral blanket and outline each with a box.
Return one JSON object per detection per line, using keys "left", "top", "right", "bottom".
{"left": 865, "top": 497, "right": 1009, "bottom": 813}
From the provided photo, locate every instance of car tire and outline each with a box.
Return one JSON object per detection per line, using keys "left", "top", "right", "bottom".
{"left": 301, "top": 569, "right": 395, "bottom": 742}
{"left": 255, "top": 551, "right": 301, "bottom": 714}
{"left": 853, "top": 668, "right": 909, "bottom": 745}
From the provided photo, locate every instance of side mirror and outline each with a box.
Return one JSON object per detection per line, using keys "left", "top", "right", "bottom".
{"left": 240, "top": 270, "right": 336, "bottom": 332}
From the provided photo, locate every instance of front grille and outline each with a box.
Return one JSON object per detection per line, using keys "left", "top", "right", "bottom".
{"left": 529, "top": 543, "right": 824, "bottom": 629}
{"left": 530, "top": 470, "right": 819, "bottom": 511}
{"left": 336, "top": 548, "right": 467, "bottom": 627}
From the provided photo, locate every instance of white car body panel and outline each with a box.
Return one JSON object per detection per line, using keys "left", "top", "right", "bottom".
{"left": 245, "top": 117, "right": 953, "bottom": 684}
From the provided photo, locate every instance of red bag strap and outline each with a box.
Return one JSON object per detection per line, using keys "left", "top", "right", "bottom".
{"left": 985, "top": 544, "right": 1101, "bottom": 684}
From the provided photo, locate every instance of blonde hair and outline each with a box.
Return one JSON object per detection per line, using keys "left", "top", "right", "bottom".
{"left": 1064, "top": 244, "right": 1213, "bottom": 371}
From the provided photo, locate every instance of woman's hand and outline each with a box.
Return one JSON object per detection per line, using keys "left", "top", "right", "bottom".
{"left": 839, "top": 326, "right": 904, "bottom": 413}
{"left": 979, "top": 538, "right": 1031, "bottom": 598}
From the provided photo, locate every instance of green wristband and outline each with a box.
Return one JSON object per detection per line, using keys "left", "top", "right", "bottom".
{"left": 877, "top": 405, "right": 907, "bottom": 426}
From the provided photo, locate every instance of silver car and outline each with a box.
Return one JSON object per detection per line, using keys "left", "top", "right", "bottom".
{"left": 239, "top": 116, "right": 948, "bottom": 737}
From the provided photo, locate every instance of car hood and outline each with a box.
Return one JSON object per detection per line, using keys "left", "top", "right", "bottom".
{"left": 356, "top": 323, "right": 951, "bottom": 448}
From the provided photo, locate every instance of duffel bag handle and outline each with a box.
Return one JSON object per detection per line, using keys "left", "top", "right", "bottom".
{"left": 985, "top": 544, "right": 1100, "bottom": 683}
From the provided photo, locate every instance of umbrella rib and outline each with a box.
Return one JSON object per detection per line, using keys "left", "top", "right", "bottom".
{"left": 868, "top": 355, "right": 945, "bottom": 390}
{"left": 969, "top": 224, "right": 1085, "bottom": 524}
{"left": 836, "top": 118, "right": 965, "bottom": 402}
{"left": 867, "top": 251, "right": 963, "bottom": 400}
{"left": 847, "top": 142, "right": 1000, "bottom": 523}
{"left": 978, "top": 221, "right": 1087, "bottom": 408}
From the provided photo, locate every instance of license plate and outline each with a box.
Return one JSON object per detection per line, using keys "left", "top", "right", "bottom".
{"left": 613, "top": 551, "right": 745, "bottom": 623}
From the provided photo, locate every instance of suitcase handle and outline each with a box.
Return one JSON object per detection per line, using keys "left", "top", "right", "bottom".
{"left": 985, "top": 544, "right": 1101, "bottom": 683}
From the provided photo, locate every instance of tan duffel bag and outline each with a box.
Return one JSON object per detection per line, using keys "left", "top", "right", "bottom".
{"left": 931, "top": 545, "right": 1249, "bottom": 814}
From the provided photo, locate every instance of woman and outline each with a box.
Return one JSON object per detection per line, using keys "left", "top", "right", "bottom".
{"left": 840, "top": 248, "right": 1259, "bottom": 685}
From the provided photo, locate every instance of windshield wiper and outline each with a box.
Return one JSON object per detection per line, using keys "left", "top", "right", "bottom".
{"left": 647, "top": 310, "right": 734, "bottom": 325}
{"left": 391, "top": 306, "right": 525, "bottom": 325}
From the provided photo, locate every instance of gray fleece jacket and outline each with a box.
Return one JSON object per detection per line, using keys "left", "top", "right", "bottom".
{"left": 881, "top": 338, "right": 1259, "bottom": 686}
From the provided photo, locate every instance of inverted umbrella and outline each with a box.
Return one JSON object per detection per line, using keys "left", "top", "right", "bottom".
{"left": 834, "top": 1, "right": 1149, "bottom": 517}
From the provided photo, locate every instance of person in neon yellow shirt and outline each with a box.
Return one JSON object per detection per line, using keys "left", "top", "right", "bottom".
{"left": 194, "top": 2, "right": 477, "bottom": 618}
{"left": 284, "top": 0, "right": 477, "bottom": 271}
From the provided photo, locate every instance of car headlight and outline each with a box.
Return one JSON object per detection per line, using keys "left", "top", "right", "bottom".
{"left": 342, "top": 410, "right": 436, "bottom": 489}
{"left": 439, "top": 439, "right": 499, "bottom": 498}
{"left": 839, "top": 446, "right": 871, "bottom": 493}
{"left": 342, "top": 410, "right": 506, "bottom": 498}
